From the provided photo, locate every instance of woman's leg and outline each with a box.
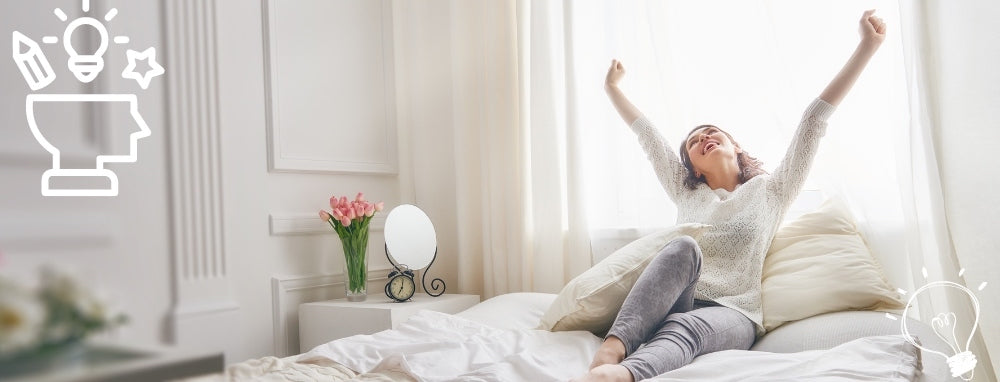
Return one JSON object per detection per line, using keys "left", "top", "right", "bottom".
{"left": 590, "top": 236, "right": 702, "bottom": 369}
{"left": 619, "top": 305, "right": 756, "bottom": 380}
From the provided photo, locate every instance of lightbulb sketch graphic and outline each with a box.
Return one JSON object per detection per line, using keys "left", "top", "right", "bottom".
{"left": 63, "top": 16, "right": 109, "bottom": 83}
{"left": 887, "top": 267, "right": 987, "bottom": 380}
{"left": 11, "top": 0, "right": 165, "bottom": 196}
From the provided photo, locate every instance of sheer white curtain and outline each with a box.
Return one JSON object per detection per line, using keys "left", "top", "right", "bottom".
{"left": 451, "top": 0, "right": 591, "bottom": 297}
{"left": 565, "top": 0, "right": 992, "bottom": 377}
{"left": 445, "top": 2, "right": 992, "bottom": 372}
{"left": 570, "top": 1, "right": 909, "bottom": 275}
{"left": 897, "top": 1, "right": 994, "bottom": 378}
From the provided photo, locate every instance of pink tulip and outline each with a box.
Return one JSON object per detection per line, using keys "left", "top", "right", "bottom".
{"left": 365, "top": 205, "right": 375, "bottom": 217}
{"left": 339, "top": 196, "right": 348, "bottom": 208}
{"left": 339, "top": 216, "right": 351, "bottom": 227}
{"left": 329, "top": 196, "right": 338, "bottom": 210}
{"left": 319, "top": 210, "right": 332, "bottom": 221}
{"left": 332, "top": 208, "right": 344, "bottom": 219}
{"left": 374, "top": 202, "right": 384, "bottom": 212}
{"left": 356, "top": 192, "right": 365, "bottom": 202}
{"left": 347, "top": 207, "right": 356, "bottom": 220}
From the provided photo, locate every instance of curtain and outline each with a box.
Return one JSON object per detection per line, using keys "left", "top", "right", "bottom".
{"left": 443, "top": 2, "right": 994, "bottom": 375}
{"left": 560, "top": 0, "right": 993, "bottom": 377}
{"left": 451, "top": 0, "right": 591, "bottom": 297}
{"left": 570, "top": 1, "right": 912, "bottom": 280}
{"left": 897, "top": 1, "right": 995, "bottom": 379}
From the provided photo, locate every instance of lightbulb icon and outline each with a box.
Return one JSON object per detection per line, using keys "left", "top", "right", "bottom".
{"left": 63, "top": 16, "right": 108, "bottom": 83}
{"left": 901, "top": 280, "right": 982, "bottom": 380}
{"left": 11, "top": 0, "right": 164, "bottom": 196}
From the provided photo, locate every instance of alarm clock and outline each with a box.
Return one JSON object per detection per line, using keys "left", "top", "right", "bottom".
{"left": 385, "top": 266, "right": 416, "bottom": 302}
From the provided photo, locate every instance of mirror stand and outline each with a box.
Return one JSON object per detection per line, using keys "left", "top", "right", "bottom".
{"left": 385, "top": 243, "right": 446, "bottom": 297}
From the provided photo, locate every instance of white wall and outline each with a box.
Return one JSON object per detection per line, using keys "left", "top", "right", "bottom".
{"left": 212, "top": 0, "right": 461, "bottom": 362}
{"left": 0, "top": 0, "right": 464, "bottom": 366}
{"left": 923, "top": 1, "right": 1000, "bottom": 378}
{"left": 0, "top": 0, "right": 171, "bottom": 350}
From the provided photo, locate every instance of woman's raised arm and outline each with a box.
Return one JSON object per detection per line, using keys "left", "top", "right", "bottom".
{"left": 604, "top": 59, "right": 643, "bottom": 125}
{"left": 605, "top": 59, "right": 691, "bottom": 201}
{"left": 818, "top": 9, "right": 886, "bottom": 106}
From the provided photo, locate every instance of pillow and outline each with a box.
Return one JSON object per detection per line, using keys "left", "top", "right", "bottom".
{"left": 538, "top": 223, "right": 709, "bottom": 335}
{"left": 456, "top": 292, "right": 556, "bottom": 330}
{"left": 761, "top": 197, "right": 904, "bottom": 331}
{"left": 752, "top": 311, "right": 950, "bottom": 380}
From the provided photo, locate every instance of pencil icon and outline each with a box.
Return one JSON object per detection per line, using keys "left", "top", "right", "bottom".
{"left": 12, "top": 31, "right": 56, "bottom": 91}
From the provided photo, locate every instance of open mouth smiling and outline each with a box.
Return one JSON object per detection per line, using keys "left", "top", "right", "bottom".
{"left": 702, "top": 141, "right": 720, "bottom": 155}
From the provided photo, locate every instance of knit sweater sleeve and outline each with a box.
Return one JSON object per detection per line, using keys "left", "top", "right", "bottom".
{"left": 629, "top": 116, "right": 689, "bottom": 201}
{"left": 767, "top": 98, "right": 837, "bottom": 209}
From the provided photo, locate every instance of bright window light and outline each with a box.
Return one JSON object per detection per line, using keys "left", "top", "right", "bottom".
{"left": 570, "top": 1, "right": 908, "bottom": 230}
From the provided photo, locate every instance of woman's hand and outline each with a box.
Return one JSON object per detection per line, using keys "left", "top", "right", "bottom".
{"left": 819, "top": 10, "right": 886, "bottom": 106}
{"left": 604, "top": 59, "right": 642, "bottom": 124}
{"left": 605, "top": 59, "right": 626, "bottom": 90}
{"left": 859, "top": 9, "right": 886, "bottom": 47}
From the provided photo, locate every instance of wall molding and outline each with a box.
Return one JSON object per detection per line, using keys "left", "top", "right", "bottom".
{"left": 270, "top": 269, "right": 392, "bottom": 357}
{"left": 165, "top": 0, "right": 226, "bottom": 282}
{"left": 269, "top": 213, "right": 386, "bottom": 236}
{"left": 163, "top": 0, "right": 237, "bottom": 343}
{"left": 0, "top": 213, "right": 115, "bottom": 252}
{"left": 261, "top": 0, "right": 398, "bottom": 175}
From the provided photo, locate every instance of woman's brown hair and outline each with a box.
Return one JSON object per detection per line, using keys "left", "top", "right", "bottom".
{"left": 678, "top": 125, "right": 767, "bottom": 190}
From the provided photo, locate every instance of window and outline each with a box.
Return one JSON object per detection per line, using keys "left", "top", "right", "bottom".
{"left": 571, "top": 1, "right": 908, "bottom": 232}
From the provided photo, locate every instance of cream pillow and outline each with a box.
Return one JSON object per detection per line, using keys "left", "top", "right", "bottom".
{"left": 539, "top": 223, "right": 709, "bottom": 335}
{"left": 762, "top": 197, "right": 904, "bottom": 331}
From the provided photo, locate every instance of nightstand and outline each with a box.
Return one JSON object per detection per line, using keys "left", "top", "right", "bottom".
{"left": 298, "top": 293, "right": 480, "bottom": 352}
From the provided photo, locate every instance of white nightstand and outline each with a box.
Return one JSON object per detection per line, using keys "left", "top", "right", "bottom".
{"left": 298, "top": 293, "right": 480, "bottom": 352}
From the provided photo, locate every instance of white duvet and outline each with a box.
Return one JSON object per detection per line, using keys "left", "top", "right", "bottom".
{"left": 297, "top": 310, "right": 600, "bottom": 381}
{"left": 293, "top": 310, "right": 922, "bottom": 382}
{"left": 652, "top": 335, "right": 922, "bottom": 381}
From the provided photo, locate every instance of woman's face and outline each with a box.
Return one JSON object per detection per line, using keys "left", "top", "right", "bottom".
{"left": 684, "top": 126, "right": 741, "bottom": 176}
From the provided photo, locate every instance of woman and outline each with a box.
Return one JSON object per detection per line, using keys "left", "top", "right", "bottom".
{"left": 574, "top": 10, "right": 887, "bottom": 382}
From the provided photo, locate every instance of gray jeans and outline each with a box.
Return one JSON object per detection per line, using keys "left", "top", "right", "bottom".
{"left": 606, "top": 236, "right": 756, "bottom": 381}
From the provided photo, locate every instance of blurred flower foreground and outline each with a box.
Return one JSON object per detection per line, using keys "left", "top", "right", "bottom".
{"left": 0, "top": 266, "right": 127, "bottom": 367}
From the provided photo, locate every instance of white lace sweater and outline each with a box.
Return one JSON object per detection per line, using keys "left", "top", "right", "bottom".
{"left": 629, "top": 98, "right": 836, "bottom": 335}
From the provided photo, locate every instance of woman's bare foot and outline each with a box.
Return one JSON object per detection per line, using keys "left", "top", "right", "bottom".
{"left": 589, "top": 336, "right": 627, "bottom": 370}
{"left": 570, "top": 364, "right": 634, "bottom": 382}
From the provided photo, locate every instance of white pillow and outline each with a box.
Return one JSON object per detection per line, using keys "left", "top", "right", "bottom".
{"left": 539, "top": 223, "right": 709, "bottom": 335}
{"left": 456, "top": 292, "right": 555, "bottom": 330}
{"left": 762, "top": 197, "right": 904, "bottom": 331}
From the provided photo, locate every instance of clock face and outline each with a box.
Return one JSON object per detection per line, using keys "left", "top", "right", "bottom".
{"left": 388, "top": 274, "right": 415, "bottom": 301}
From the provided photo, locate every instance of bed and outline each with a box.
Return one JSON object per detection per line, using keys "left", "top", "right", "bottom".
{"left": 188, "top": 197, "right": 959, "bottom": 381}
{"left": 191, "top": 292, "right": 950, "bottom": 381}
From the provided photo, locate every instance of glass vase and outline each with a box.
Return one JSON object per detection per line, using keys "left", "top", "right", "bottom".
{"left": 340, "top": 228, "right": 369, "bottom": 302}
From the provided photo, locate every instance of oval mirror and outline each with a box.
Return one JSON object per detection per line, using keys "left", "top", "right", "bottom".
{"left": 384, "top": 204, "right": 437, "bottom": 270}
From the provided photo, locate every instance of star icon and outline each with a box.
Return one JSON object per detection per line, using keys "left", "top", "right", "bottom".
{"left": 122, "top": 47, "right": 165, "bottom": 90}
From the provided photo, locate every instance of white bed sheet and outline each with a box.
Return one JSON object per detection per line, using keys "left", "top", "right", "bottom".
{"left": 652, "top": 335, "right": 921, "bottom": 381}
{"left": 751, "top": 310, "right": 950, "bottom": 382}
{"left": 297, "top": 309, "right": 600, "bottom": 381}
{"left": 459, "top": 293, "right": 949, "bottom": 381}
{"left": 199, "top": 292, "right": 940, "bottom": 381}
{"left": 295, "top": 293, "right": 930, "bottom": 381}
